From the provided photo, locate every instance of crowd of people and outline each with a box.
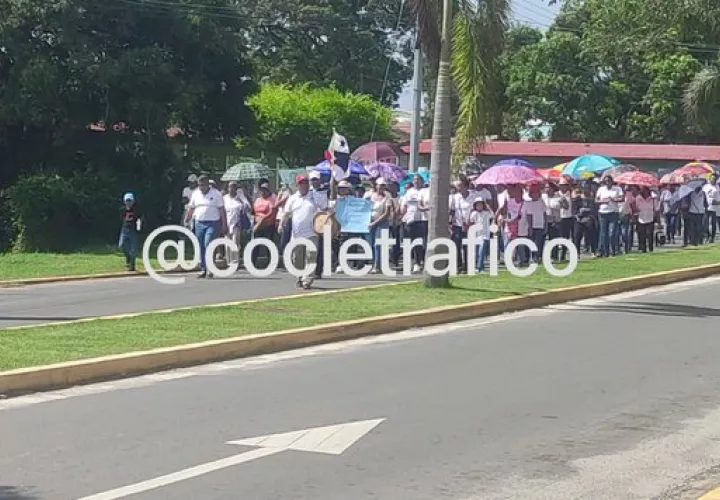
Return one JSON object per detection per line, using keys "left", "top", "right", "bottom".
{"left": 117, "top": 168, "right": 719, "bottom": 285}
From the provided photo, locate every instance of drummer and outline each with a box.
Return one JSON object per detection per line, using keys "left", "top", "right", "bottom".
{"left": 309, "top": 171, "right": 329, "bottom": 278}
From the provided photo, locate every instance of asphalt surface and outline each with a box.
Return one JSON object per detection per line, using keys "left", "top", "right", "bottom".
{"left": 0, "top": 270, "right": 407, "bottom": 328}
{"left": 3, "top": 277, "right": 720, "bottom": 499}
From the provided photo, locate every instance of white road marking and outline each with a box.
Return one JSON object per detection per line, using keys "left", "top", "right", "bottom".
{"left": 1, "top": 276, "right": 718, "bottom": 413}
{"left": 77, "top": 418, "right": 385, "bottom": 500}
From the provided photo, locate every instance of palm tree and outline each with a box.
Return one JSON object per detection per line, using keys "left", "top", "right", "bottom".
{"left": 684, "top": 64, "right": 720, "bottom": 137}
{"left": 411, "top": 0, "right": 510, "bottom": 287}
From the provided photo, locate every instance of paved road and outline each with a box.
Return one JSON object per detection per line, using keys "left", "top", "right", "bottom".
{"left": 0, "top": 271, "right": 407, "bottom": 328}
{"left": 3, "top": 277, "right": 720, "bottom": 499}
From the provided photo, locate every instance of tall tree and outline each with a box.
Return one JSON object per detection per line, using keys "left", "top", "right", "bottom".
{"left": 241, "top": 0, "right": 414, "bottom": 107}
{"left": 411, "top": 0, "right": 510, "bottom": 287}
{"left": 684, "top": 63, "right": 720, "bottom": 139}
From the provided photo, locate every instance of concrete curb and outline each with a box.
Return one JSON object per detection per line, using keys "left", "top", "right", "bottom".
{"left": 0, "top": 269, "right": 187, "bottom": 287}
{"left": 2, "top": 262, "right": 720, "bottom": 396}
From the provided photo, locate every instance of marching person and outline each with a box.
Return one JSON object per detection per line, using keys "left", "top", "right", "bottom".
{"left": 251, "top": 180, "right": 278, "bottom": 269}
{"left": 282, "top": 174, "right": 320, "bottom": 289}
{"left": 309, "top": 171, "right": 329, "bottom": 278}
{"left": 185, "top": 174, "right": 227, "bottom": 278}
{"left": 449, "top": 179, "right": 477, "bottom": 273}
{"left": 223, "top": 181, "right": 248, "bottom": 266}
{"left": 119, "top": 192, "right": 142, "bottom": 272}
{"left": 400, "top": 174, "right": 429, "bottom": 273}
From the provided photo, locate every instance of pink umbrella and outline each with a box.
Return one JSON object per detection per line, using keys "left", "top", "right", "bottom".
{"left": 473, "top": 165, "right": 544, "bottom": 186}
{"left": 614, "top": 171, "right": 659, "bottom": 187}
{"left": 350, "top": 142, "right": 402, "bottom": 164}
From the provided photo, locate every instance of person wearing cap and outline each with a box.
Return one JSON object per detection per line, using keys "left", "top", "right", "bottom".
{"left": 251, "top": 180, "right": 278, "bottom": 269}
{"left": 119, "top": 192, "right": 143, "bottom": 272}
{"left": 185, "top": 174, "right": 227, "bottom": 278}
{"left": 308, "top": 170, "right": 329, "bottom": 278}
{"left": 282, "top": 174, "right": 320, "bottom": 289}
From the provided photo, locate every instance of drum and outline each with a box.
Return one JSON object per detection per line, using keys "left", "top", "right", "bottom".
{"left": 313, "top": 211, "right": 341, "bottom": 237}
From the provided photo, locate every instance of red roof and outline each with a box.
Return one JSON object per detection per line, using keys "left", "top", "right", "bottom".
{"left": 400, "top": 140, "right": 720, "bottom": 161}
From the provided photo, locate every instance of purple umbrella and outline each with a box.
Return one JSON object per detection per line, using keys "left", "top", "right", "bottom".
{"left": 365, "top": 162, "right": 408, "bottom": 182}
{"left": 493, "top": 158, "right": 536, "bottom": 169}
{"left": 473, "top": 165, "right": 543, "bottom": 186}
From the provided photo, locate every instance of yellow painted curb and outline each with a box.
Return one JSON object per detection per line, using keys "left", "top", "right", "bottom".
{"left": 1, "top": 262, "right": 720, "bottom": 396}
{"left": 700, "top": 488, "right": 720, "bottom": 499}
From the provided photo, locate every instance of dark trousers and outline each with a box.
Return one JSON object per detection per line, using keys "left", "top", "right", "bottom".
{"left": 636, "top": 222, "right": 654, "bottom": 252}
{"left": 406, "top": 221, "right": 428, "bottom": 267}
{"left": 598, "top": 212, "right": 619, "bottom": 257}
{"left": 706, "top": 211, "right": 718, "bottom": 242}
{"left": 531, "top": 228, "right": 546, "bottom": 262}
{"left": 559, "top": 217, "right": 574, "bottom": 260}
{"left": 574, "top": 220, "right": 597, "bottom": 254}
{"left": 688, "top": 213, "right": 704, "bottom": 245}
{"left": 451, "top": 225, "right": 468, "bottom": 271}
{"left": 252, "top": 225, "right": 276, "bottom": 269}
{"left": 664, "top": 213, "right": 677, "bottom": 243}
{"left": 547, "top": 222, "right": 559, "bottom": 260}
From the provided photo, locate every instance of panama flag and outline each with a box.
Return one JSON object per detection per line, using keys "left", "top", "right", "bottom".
{"left": 324, "top": 130, "right": 350, "bottom": 181}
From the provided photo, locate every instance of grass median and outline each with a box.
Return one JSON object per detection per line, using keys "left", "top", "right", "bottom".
{"left": 2, "top": 245, "right": 720, "bottom": 371}
{"left": 0, "top": 247, "right": 149, "bottom": 281}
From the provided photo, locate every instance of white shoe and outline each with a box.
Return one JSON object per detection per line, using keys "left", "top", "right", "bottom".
{"left": 335, "top": 266, "right": 344, "bottom": 274}
{"left": 412, "top": 264, "right": 421, "bottom": 273}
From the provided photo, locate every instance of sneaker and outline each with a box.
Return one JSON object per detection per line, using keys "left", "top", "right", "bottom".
{"left": 296, "top": 279, "right": 303, "bottom": 289}
{"left": 197, "top": 271, "right": 207, "bottom": 278}
{"left": 335, "top": 266, "right": 344, "bottom": 274}
{"left": 412, "top": 264, "right": 421, "bottom": 273}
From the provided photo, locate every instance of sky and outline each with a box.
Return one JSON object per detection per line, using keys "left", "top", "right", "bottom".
{"left": 395, "top": 0, "right": 561, "bottom": 111}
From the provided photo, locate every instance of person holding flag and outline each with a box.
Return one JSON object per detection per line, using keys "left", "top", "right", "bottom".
{"left": 325, "top": 129, "right": 351, "bottom": 181}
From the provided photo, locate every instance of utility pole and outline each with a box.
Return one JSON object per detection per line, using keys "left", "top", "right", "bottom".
{"left": 409, "top": 16, "right": 423, "bottom": 173}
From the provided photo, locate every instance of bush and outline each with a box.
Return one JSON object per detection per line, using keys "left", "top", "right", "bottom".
{"left": 0, "top": 192, "right": 16, "bottom": 252}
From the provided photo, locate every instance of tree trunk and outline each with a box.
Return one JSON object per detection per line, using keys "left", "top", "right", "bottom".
{"left": 424, "top": 0, "right": 453, "bottom": 288}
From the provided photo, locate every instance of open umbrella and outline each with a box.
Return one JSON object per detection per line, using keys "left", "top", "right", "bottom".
{"left": 669, "top": 179, "right": 706, "bottom": 205}
{"left": 400, "top": 169, "right": 430, "bottom": 194}
{"left": 562, "top": 154, "right": 621, "bottom": 179}
{"left": 601, "top": 164, "right": 639, "bottom": 180}
{"left": 659, "top": 172, "right": 690, "bottom": 185}
{"left": 350, "top": 142, "right": 402, "bottom": 164}
{"left": 613, "top": 171, "right": 659, "bottom": 187}
{"left": 313, "top": 159, "right": 368, "bottom": 177}
{"left": 221, "top": 162, "right": 272, "bottom": 182}
{"left": 365, "top": 162, "right": 408, "bottom": 182}
{"left": 492, "top": 158, "right": 536, "bottom": 169}
{"left": 673, "top": 161, "right": 716, "bottom": 180}
{"left": 474, "top": 165, "right": 543, "bottom": 186}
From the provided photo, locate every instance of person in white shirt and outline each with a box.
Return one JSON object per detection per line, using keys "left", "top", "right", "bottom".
{"left": 181, "top": 174, "right": 197, "bottom": 229}
{"left": 400, "top": 174, "right": 429, "bottom": 273}
{"left": 634, "top": 186, "right": 658, "bottom": 252}
{"left": 522, "top": 183, "right": 547, "bottom": 263}
{"left": 688, "top": 183, "right": 707, "bottom": 246}
{"left": 282, "top": 174, "right": 320, "bottom": 289}
{"left": 309, "top": 171, "right": 329, "bottom": 278}
{"left": 185, "top": 174, "right": 227, "bottom": 278}
{"left": 449, "top": 179, "right": 477, "bottom": 272}
{"left": 542, "top": 183, "right": 562, "bottom": 260}
{"left": 223, "top": 182, "right": 248, "bottom": 265}
{"left": 660, "top": 184, "right": 679, "bottom": 244}
{"left": 497, "top": 184, "right": 529, "bottom": 266}
{"left": 469, "top": 199, "right": 493, "bottom": 272}
{"left": 703, "top": 173, "right": 720, "bottom": 243}
{"left": 595, "top": 176, "right": 624, "bottom": 257}
{"left": 555, "top": 179, "right": 574, "bottom": 260}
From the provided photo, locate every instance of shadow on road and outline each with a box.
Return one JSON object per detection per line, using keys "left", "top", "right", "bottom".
{"left": 560, "top": 301, "right": 720, "bottom": 318}
{"left": 0, "top": 486, "right": 39, "bottom": 500}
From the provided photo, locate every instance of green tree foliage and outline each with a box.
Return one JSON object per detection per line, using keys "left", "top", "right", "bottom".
{"left": 247, "top": 84, "right": 394, "bottom": 167}
{"left": 684, "top": 63, "right": 720, "bottom": 139}
{"left": 0, "top": 0, "right": 257, "bottom": 250}
{"left": 241, "top": 0, "right": 414, "bottom": 106}
{"left": 502, "top": 0, "right": 720, "bottom": 143}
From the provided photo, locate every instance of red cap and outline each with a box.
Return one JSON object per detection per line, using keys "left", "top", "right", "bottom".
{"left": 296, "top": 174, "right": 308, "bottom": 183}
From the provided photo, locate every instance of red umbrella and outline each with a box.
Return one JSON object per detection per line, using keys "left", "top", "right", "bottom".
{"left": 614, "top": 171, "right": 659, "bottom": 187}
{"left": 350, "top": 142, "right": 402, "bottom": 165}
{"left": 659, "top": 172, "right": 690, "bottom": 185}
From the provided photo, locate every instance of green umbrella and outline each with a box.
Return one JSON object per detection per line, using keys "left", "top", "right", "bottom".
{"left": 221, "top": 162, "right": 272, "bottom": 182}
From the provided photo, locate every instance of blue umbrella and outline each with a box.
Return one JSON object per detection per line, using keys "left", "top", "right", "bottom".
{"left": 400, "top": 170, "right": 431, "bottom": 195}
{"left": 313, "top": 159, "right": 368, "bottom": 176}
{"left": 493, "top": 158, "right": 536, "bottom": 169}
{"left": 562, "top": 154, "right": 621, "bottom": 179}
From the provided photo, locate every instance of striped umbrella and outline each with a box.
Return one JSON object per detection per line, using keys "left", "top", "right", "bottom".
{"left": 221, "top": 162, "right": 272, "bottom": 182}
